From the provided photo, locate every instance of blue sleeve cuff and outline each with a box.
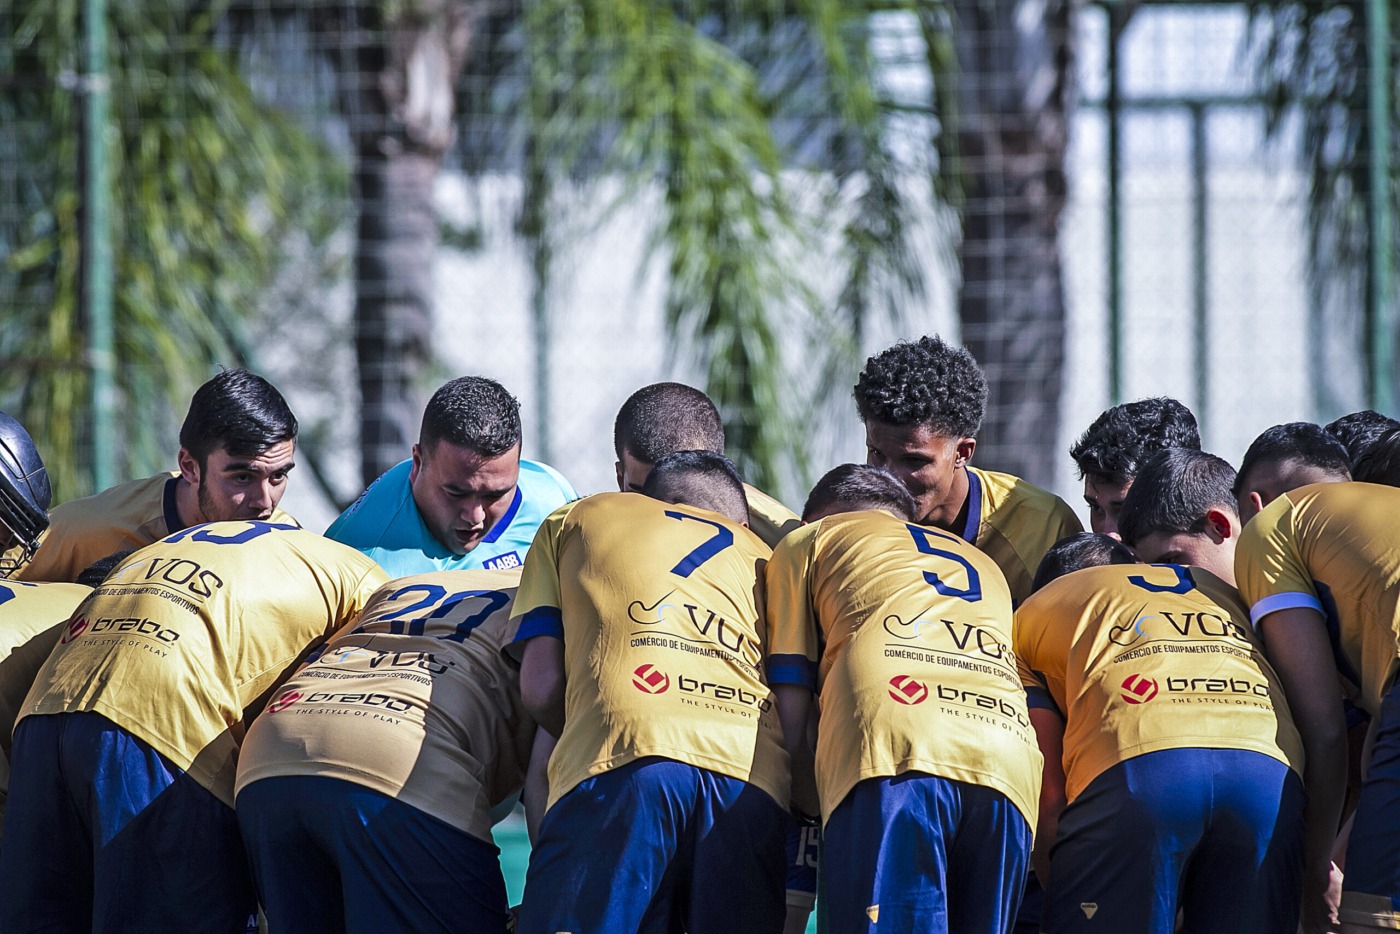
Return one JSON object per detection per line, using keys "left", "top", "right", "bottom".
{"left": 1343, "top": 698, "right": 1372, "bottom": 730}
{"left": 1024, "top": 683, "right": 1061, "bottom": 717}
{"left": 766, "top": 654, "right": 817, "bottom": 689}
{"left": 514, "top": 606, "right": 564, "bottom": 642}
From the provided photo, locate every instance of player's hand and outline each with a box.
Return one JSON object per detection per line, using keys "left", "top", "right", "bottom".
{"left": 1298, "top": 862, "right": 1341, "bottom": 934}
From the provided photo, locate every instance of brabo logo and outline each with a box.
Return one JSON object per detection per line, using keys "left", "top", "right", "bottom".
{"left": 60, "top": 616, "right": 89, "bottom": 644}
{"left": 1120, "top": 674, "right": 1159, "bottom": 704}
{"left": 633, "top": 664, "right": 670, "bottom": 694}
{"left": 268, "top": 690, "right": 302, "bottom": 712}
{"left": 888, "top": 675, "right": 929, "bottom": 705}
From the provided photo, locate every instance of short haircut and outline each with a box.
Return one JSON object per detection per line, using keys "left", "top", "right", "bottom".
{"left": 853, "top": 335, "right": 987, "bottom": 438}
{"left": 640, "top": 451, "right": 749, "bottom": 526}
{"left": 1235, "top": 422, "right": 1351, "bottom": 496}
{"left": 1352, "top": 427, "right": 1400, "bottom": 487}
{"left": 420, "top": 376, "right": 522, "bottom": 458}
{"left": 1069, "top": 397, "right": 1201, "bottom": 485}
{"left": 614, "top": 383, "right": 725, "bottom": 463}
{"left": 1325, "top": 410, "right": 1400, "bottom": 467}
{"left": 802, "top": 464, "right": 916, "bottom": 522}
{"left": 179, "top": 369, "right": 297, "bottom": 465}
{"left": 1031, "top": 533, "right": 1136, "bottom": 593}
{"left": 1117, "top": 449, "right": 1239, "bottom": 548}
{"left": 77, "top": 550, "right": 135, "bottom": 588}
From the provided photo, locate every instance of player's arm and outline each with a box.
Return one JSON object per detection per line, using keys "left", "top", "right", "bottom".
{"left": 523, "top": 727, "right": 556, "bottom": 844}
{"left": 1257, "top": 606, "right": 1348, "bottom": 934}
{"left": 774, "top": 683, "right": 818, "bottom": 818}
{"left": 519, "top": 635, "right": 566, "bottom": 739}
{"left": 1028, "top": 706, "right": 1067, "bottom": 881}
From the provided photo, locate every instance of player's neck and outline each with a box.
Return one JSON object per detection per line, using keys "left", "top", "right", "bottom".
{"left": 172, "top": 476, "right": 203, "bottom": 531}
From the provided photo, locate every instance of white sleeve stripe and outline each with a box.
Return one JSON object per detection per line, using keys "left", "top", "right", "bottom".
{"left": 1250, "top": 591, "right": 1324, "bottom": 625}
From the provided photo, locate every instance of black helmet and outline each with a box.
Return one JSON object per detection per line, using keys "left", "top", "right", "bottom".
{"left": 0, "top": 411, "right": 50, "bottom": 576}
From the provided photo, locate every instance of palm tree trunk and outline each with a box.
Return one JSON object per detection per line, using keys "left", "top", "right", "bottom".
{"left": 952, "top": 0, "right": 1075, "bottom": 487}
{"left": 342, "top": 2, "right": 478, "bottom": 486}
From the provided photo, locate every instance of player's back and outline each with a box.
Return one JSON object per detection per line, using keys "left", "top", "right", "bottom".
{"left": 1237, "top": 481, "right": 1400, "bottom": 716}
{"left": 22, "top": 520, "right": 388, "bottom": 803}
{"left": 767, "top": 509, "right": 1041, "bottom": 826}
{"left": 514, "top": 492, "right": 787, "bottom": 809}
{"left": 238, "top": 568, "right": 531, "bottom": 839}
{"left": 1017, "top": 563, "right": 1303, "bottom": 802}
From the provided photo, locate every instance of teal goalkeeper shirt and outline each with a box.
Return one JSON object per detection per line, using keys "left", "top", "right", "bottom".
{"left": 325, "top": 458, "right": 577, "bottom": 578}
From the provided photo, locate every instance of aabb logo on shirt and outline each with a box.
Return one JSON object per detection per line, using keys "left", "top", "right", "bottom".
{"left": 60, "top": 616, "right": 89, "bottom": 645}
{"left": 633, "top": 664, "right": 670, "bottom": 694}
{"left": 888, "top": 675, "right": 929, "bottom": 705}
{"left": 1120, "top": 674, "right": 1159, "bottom": 704}
{"left": 268, "top": 690, "right": 302, "bottom": 713}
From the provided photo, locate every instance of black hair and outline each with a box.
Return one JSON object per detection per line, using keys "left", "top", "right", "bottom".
{"left": 76, "top": 550, "right": 136, "bottom": 588}
{"left": 1069, "top": 397, "right": 1201, "bottom": 485}
{"left": 802, "top": 464, "right": 916, "bottom": 522}
{"left": 179, "top": 369, "right": 297, "bottom": 466}
{"left": 420, "top": 376, "right": 522, "bottom": 458}
{"left": 641, "top": 451, "right": 749, "bottom": 526}
{"left": 1235, "top": 422, "right": 1351, "bottom": 496}
{"left": 1325, "top": 410, "right": 1400, "bottom": 468}
{"left": 853, "top": 335, "right": 987, "bottom": 438}
{"left": 1031, "top": 533, "right": 1137, "bottom": 593}
{"left": 1352, "top": 427, "right": 1400, "bottom": 487}
{"left": 1117, "top": 449, "right": 1239, "bottom": 548}
{"left": 0, "top": 411, "right": 49, "bottom": 573}
{"left": 614, "top": 383, "right": 725, "bottom": 463}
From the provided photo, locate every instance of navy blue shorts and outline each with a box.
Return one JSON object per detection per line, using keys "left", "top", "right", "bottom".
{"left": 818, "top": 772, "right": 1031, "bottom": 934}
{"left": 0, "top": 712, "right": 257, "bottom": 934}
{"left": 518, "top": 757, "right": 787, "bottom": 934}
{"left": 237, "top": 775, "right": 511, "bottom": 934}
{"left": 1343, "top": 683, "right": 1400, "bottom": 928}
{"left": 1042, "top": 747, "right": 1304, "bottom": 934}
{"left": 786, "top": 820, "right": 820, "bottom": 910}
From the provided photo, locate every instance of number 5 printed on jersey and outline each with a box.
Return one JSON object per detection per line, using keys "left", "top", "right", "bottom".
{"left": 906, "top": 524, "right": 982, "bottom": 603}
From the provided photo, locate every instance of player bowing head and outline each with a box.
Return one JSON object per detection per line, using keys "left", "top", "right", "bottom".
{"left": 1029, "top": 533, "right": 1136, "bottom": 594}
{"left": 1069, "top": 397, "right": 1200, "bottom": 536}
{"left": 1116, "top": 449, "right": 1242, "bottom": 586}
{"left": 1234, "top": 422, "right": 1350, "bottom": 526}
{"left": 328, "top": 376, "right": 576, "bottom": 577}
{"left": 800, "top": 463, "right": 915, "bottom": 523}
{"left": 854, "top": 335, "right": 1081, "bottom": 605}
{"left": 614, "top": 382, "right": 800, "bottom": 546}
{"left": 640, "top": 450, "right": 749, "bottom": 525}
{"left": 1325, "top": 409, "right": 1400, "bottom": 469}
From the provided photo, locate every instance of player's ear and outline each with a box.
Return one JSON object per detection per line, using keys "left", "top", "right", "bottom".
{"left": 409, "top": 443, "right": 424, "bottom": 484}
{"left": 955, "top": 437, "right": 976, "bottom": 468}
{"left": 1203, "top": 507, "right": 1237, "bottom": 543}
{"left": 1248, "top": 491, "right": 1265, "bottom": 517}
{"left": 177, "top": 448, "right": 200, "bottom": 485}
{"left": 615, "top": 461, "right": 625, "bottom": 492}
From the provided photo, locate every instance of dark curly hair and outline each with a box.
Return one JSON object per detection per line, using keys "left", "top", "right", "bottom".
{"left": 1069, "top": 397, "right": 1201, "bottom": 485}
{"left": 853, "top": 335, "right": 987, "bottom": 437}
{"left": 1325, "top": 410, "right": 1400, "bottom": 468}
{"left": 1235, "top": 422, "right": 1350, "bottom": 497}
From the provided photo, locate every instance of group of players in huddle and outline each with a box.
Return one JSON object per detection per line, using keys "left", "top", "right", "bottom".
{"left": 0, "top": 333, "right": 1398, "bottom": 933}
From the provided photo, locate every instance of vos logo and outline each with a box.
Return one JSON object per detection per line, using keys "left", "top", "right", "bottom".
{"left": 632, "top": 664, "right": 670, "bottom": 695}
{"left": 268, "top": 691, "right": 302, "bottom": 713}
{"left": 888, "top": 675, "right": 929, "bottom": 705}
{"left": 1120, "top": 674, "right": 1159, "bottom": 704}
{"left": 60, "top": 617, "right": 89, "bottom": 645}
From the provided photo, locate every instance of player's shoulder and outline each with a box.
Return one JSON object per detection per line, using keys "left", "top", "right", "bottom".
{"left": 325, "top": 460, "right": 415, "bottom": 540}
{"left": 971, "top": 467, "right": 1078, "bottom": 524}
{"left": 48, "top": 472, "right": 173, "bottom": 523}
{"left": 518, "top": 459, "right": 578, "bottom": 503}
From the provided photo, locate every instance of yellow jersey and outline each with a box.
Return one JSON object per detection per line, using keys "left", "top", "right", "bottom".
{"left": 1236, "top": 482, "right": 1400, "bottom": 716}
{"left": 511, "top": 493, "right": 788, "bottom": 810}
{"left": 21, "top": 521, "right": 387, "bottom": 805}
{"left": 237, "top": 569, "right": 533, "bottom": 841}
{"left": 1016, "top": 563, "right": 1303, "bottom": 803}
{"left": 963, "top": 466, "right": 1083, "bottom": 606}
{"left": 17, "top": 472, "right": 298, "bottom": 583}
{"left": 0, "top": 580, "right": 91, "bottom": 836}
{"left": 765, "top": 509, "right": 1041, "bottom": 826}
{"left": 744, "top": 483, "right": 801, "bottom": 548}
